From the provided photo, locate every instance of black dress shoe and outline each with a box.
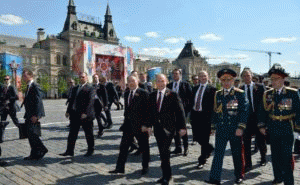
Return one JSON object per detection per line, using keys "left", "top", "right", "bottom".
{"left": 59, "top": 152, "right": 74, "bottom": 157}
{"left": 197, "top": 164, "right": 204, "bottom": 169}
{"left": 0, "top": 160, "right": 8, "bottom": 167}
{"left": 97, "top": 131, "right": 104, "bottom": 138}
{"left": 205, "top": 179, "right": 221, "bottom": 185}
{"left": 157, "top": 177, "right": 165, "bottom": 183}
{"left": 109, "top": 169, "right": 124, "bottom": 174}
{"left": 272, "top": 179, "right": 283, "bottom": 184}
{"left": 183, "top": 149, "right": 189, "bottom": 156}
{"left": 133, "top": 150, "right": 141, "bottom": 156}
{"left": 141, "top": 168, "right": 148, "bottom": 175}
{"left": 84, "top": 150, "right": 94, "bottom": 157}
{"left": 37, "top": 149, "right": 48, "bottom": 159}
{"left": 260, "top": 159, "right": 267, "bottom": 166}
{"left": 245, "top": 166, "right": 252, "bottom": 173}
{"left": 161, "top": 177, "right": 173, "bottom": 185}
{"left": 170, "top": 149, "right": 182, "bottom": 155}
{"left": 235, "top": 178, "right": 243, "bottom": 184}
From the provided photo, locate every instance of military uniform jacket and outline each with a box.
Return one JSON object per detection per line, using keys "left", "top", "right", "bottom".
{"left": 212, "top": 87, "right": 249, "bottom": 131}
{"left": 260, "top": 87, "right": 300, "bottom": 133}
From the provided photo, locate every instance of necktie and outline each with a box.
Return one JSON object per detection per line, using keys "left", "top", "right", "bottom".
{"left": 157, "top": 91, "right": 162, "bottom": 112}
{"left": 247, "top": 85, "right": 253, "bottom": 112}
{"left": 129, "top": 91, "right": 134, "bottom": 105}
{"left": 195, "top": 85, "right": 204, "bottom": 111}
{"left": 73, "top": 85, "right": 82, "bottom": 111}
{"left": 174, "top": 82, "right": 178, "bottom": 92}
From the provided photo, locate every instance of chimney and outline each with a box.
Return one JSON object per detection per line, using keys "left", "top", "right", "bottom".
{"left": 37, "top": 28, "right": 45, "bottom": 42}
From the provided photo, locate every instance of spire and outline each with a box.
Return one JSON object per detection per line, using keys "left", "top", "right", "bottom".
{"left": 69, "top": 0, "right": 75, "bottom": 6}
{"left": 105, "top": 2, "right": 112, "bottom": 16}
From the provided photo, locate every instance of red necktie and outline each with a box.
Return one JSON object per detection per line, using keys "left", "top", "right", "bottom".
{"left": 156, "top": 92, "right": 162, "bottom": 112}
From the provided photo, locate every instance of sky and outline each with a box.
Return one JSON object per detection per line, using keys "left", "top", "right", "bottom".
{"left": 0, "top": 0, "right": 300, "bottom": 76}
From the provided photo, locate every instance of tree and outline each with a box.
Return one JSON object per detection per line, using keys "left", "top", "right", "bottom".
{"left": 37, "top": 75, "right": 51, "bottom": 98}
{"left": 57, "top": 77, "right": 68, "bottom": 97}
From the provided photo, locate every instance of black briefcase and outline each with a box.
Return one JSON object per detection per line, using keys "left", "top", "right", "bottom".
{"left": 32, "top": 122, "right": 41, "bottom": 137}
{"left": 18, "top": 124, "right": 28, "bottom": 139}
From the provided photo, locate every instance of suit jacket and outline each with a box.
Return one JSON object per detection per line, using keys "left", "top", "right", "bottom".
{"left": 93, "top": 83, "right": 108, "bottom": 112}
{"left": 67, "top": 83, "right": 96, "bottom": 120}
{"left": 106, "top": 82, "right": 119, "bottom": 103}
{"left": 1, "top": 84, "right": 19, "bottom": 110}
{"left": 23, "top": 82, "right": 45, "bottom": 120}
{"left": 191, "top": 84, "right": 216, "bottom": 115}
{"left": 167, "top": 81, "right": 192, "bottom": 114}
{"left": 149, "top": 88, "right": 186, "bottom": 134}
{"left": 139, "top": 82, "right": 153, "bottom": 93}
{"left": 121, "top": 88, "right": 149, "bottom": 134}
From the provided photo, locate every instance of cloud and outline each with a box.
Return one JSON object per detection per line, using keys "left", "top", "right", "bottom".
{"left": 206, "top": 54, "right": 250, "bottom": 63}
{"left": 0, "top": 14, "right": 29, "bottom": 25}
{"left": 140, "top": 48, "right": 171, "bottom": 57}
{"left": 261, "top": 37, "right": 297, "bottom": 43}
{"left": 195, "top": 47, "right": 210, "bottom": 56}
{"left": 200, "top": 33, "right": 222, "bottom": 41}
{"left": 145, "top": 32, "right": 159, "bottom": 38}
{"left": 164, "top": 37, "right": 185, "bottom": 44}
{"left": 280, "top": 60, "right": 298, "bottom": 65}
{"left": 124, "top": 36, "right": 141, "bottom": 43}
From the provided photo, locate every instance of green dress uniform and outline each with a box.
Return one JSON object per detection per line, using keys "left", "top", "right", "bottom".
{"left": 208, "top": 87, "right": 249, "bottom": 182}
{"left": 259, "top": 86, "right": 300, "bottom": 184}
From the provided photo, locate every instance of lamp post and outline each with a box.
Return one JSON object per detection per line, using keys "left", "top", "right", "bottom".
{"left": 9, "top": 60, "right": 19, "bottom": 88}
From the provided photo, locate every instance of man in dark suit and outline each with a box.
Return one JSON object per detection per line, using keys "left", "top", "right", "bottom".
{"left": 190, "top": 71, "right": 216, "bottom": 169}
{"left": 101, "top": 76, "right": 117, "bottom": 128}
{"left": 93, "top": 74, "right": 108, "bottom": 138}
{"left": 167, "top": 68, "right": 192, "bottom": 156}
{"left": 150, "top": 74, "right": 186, "bottom": 185}
{"left": 240, "top": 68, "right": 267, "bottom": 172}
{"left": 0, "top": 146, "right": 8, "bottom": 166}
{"left": 65, "top": 78, "right": 75, "bottom": 128}
{"left": 139, "top": 72, "right": 153, "bottom": 93}
{"left": 60, "top": 72, "right": 96, "bottom": 157}
{"left": 0, "top": 75, "right": 21, "bottom": 142}
{"left": 109, "top": 75, "right": 150, "bottom": 175}
{"left": 22, "top": 69, "right": 47, "bottom": 160}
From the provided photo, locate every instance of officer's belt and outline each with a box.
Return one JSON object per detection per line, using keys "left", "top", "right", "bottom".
{"left": 269, "top": 113, "right": 295, "bottom": 121}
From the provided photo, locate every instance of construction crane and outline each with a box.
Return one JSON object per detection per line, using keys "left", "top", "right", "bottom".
{"left": 230, "top": 48, "right": 281, "bottom": 69}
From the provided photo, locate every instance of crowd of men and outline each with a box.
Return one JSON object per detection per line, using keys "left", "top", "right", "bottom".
{"left": 0, "top": 64, "right": 300, "bottom": 185}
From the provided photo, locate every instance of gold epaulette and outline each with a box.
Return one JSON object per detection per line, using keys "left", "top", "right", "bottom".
{"left": 285, "top": 87, "right": 298, "bottom": 92}
{"left": 214, "top": 90, "right": 222, "bottom": 113}
{"left": 263, "top": 90, "right": 274, "bottom": 111}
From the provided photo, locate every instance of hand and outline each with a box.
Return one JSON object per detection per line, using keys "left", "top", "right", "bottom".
{"left": 81, "top": 114, "right": 87, "bottom": 119}
{"left": 31, "top": 116, "right": 38, "bottom": 123}
{"left": 235, "top": 128, "right": 243, "bottom": 137}
{"left": 65, "top": 113, "right": 69, "bottom": 118}
{"left": 259, "top": 128, "right": 266, "bottom": 135}
{"left": 179, "top": 129, "right": 187, "bottom": 137}
{"left": 141, "top": 126, "right": 152, "bottom": 136}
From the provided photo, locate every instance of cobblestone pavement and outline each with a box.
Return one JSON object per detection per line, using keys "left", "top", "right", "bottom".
{"left": 0, "top": 99, "right": 299, "bottom": 185}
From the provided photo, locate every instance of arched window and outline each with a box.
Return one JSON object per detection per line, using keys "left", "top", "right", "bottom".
{"left": 57, "top": 55, "right": 61, "bottom": 65}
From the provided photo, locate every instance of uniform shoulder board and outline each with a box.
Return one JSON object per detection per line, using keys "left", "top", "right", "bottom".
{"left": 265, "top": 88, "right": 274, "bottom": 94}
{"left": 216, "top": 89, "right": 222, "bottom": 95}
{"left": 285, "top": 87, "right": 297, "bottom": 92}
{"left": 233, "top": 87, "right": 244, "bottom": 93}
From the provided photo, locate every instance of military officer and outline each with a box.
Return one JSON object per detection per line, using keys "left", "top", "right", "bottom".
{"left": 206, "top": 68, "right": 249, "bottom": 185}
{"left": 259, "top": 64, "right": 300, "bottom": 185}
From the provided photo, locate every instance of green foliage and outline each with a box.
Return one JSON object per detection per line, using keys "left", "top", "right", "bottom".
{"left": 0, "top": 68, "right": 8, "bottom": 84}
{"left": 20, "top": 80, "right": 27, "bottom": 94}
{"left": 216, "top": 81, "right": 222, "bottom": 90}
{"left": 58, "top": 77, "right": 68, "bottom": 95}
{"left": 37, "top": 75, "right": 51, "bottom": 93}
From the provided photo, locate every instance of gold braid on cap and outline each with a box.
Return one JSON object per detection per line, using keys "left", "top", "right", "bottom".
{"left": 263, "top": 90, "right": 274, "bottom": 112}
{"left": 214, "top": 90, "right": 222, "bottom": 113}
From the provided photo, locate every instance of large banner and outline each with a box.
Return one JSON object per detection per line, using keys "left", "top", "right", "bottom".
{"left": 79, "top": 41, "right": 134, "bottom": 89}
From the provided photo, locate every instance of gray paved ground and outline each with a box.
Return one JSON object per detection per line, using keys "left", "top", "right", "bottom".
{"left": 0, "top": 99, "right": 299, "bottom": 185}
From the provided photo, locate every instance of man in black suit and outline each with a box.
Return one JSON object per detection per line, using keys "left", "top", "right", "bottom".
{"left": 93, "top": 74, "right": 108, "bottom": 138}
{"left": 60, "top": 72, "right": 96, "bottom": 157}
{"left": 101, "top": 76, "right": 117, "bottom": 128}
{"left": 22, "top": 69, "right": 47, "bottom": 160}
{"left": 167, "top": 68, "right": 192, "bottom": 156}
{"left": 240, "top": 68, "right": 267, "bottom": 172}
{"left": 139, "top": 72, "right": 153, "bottom": 93}
{"left": 190, "top": 71, "right": 216, "bottom": 169}
{"left": 150, "top": 74, "right": 186, "bottom": 185}
{"left": 0, "top": 75, "right": 21, "bottom": 142}
{"left": 109, "top": 75, "right": 150, "bottom": 175}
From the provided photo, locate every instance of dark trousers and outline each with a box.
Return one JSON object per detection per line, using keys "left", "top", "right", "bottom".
{"left": 294, "top": 139, "right": 300, "bottom": 153}
{"left": 269, "top": 130, "right": 294, "bottom": 185}
{"left": 95, "top": 111, "right": 104, "bottom": 133}
{"left": 210, "top": 129, "right": 244, "bottom": 181}
{"left": 66, "top": 117, "right": 94, "bottom": 153}
{"left": 244, "top": 128, "right": 267, "bottom": 168}
{"left": 1, "top": 108, "right": 19, "bottom": 126}
{"left": 155, "top": 128, "right": 174, "bottom": 179}
{"left": 104, "top": 107, "right": 113, "bottom": 127}
{"left": 191, "top": 111, "right": 213, "bottom": 163}
{"left": 116, "top": 131, "right": 150, "bottom": 170}
{"left": 26, "top": 119, "right": 47, "bottom": 158}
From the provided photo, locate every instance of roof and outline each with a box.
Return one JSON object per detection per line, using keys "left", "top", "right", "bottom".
{"left": 177, "top": 40, "right": 201, "bottom": 59}
{"left": 0, "top": 35, "right": 36, "bottom": 48}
